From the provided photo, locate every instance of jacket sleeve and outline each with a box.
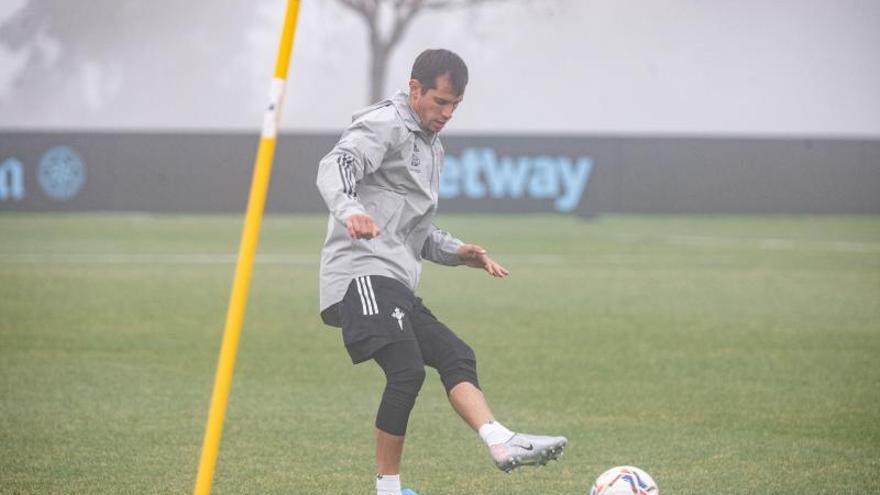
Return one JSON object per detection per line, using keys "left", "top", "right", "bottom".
{"left": 316, "top": 114, "right": 391, "bottom": 224}
{"left": 421, "top": 224, "right": 465, "bottom": 266}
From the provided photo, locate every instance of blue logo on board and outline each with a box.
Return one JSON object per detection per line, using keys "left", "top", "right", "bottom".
{"left": 38, "top": 146, "right": 86, "bottom": 201}
{"left": 441, "top": 148, "right": 593, "bottom": 212}
{"left": 0, "top": 157, "right": 25, "bottom": 201}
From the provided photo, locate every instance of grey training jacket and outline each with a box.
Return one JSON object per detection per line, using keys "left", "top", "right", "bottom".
{"left": 316, "top": 90, "right": 465, "bottom": 315}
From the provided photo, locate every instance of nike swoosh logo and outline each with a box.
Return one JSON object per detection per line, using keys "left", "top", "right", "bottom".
{"left": 511, "top": 443, "right": 534, "bottom": 451}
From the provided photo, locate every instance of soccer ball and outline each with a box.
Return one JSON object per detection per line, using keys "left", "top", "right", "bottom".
{"left": 590, "top": 466, "right": 659, "bottom": 495}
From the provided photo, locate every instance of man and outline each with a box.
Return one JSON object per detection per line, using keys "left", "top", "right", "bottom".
{"left": 316, "top": 48, "right": 566, "bottom": 495}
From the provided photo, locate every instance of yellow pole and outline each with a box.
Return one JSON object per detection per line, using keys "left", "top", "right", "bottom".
{"left": 193, "top": 2, "right": 301, "bottom": 494}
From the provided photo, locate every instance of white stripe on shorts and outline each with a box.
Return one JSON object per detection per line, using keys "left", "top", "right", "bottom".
{"left": 355, "top": 277, "right": 369, "bottom": 315}
{"left": 365, "top": 276, "right": 378, "bottom": 315}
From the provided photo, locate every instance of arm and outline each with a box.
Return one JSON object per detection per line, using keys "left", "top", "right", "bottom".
{"left": 316, "top": 116, "right": 390, "bottom": 239}
{"left": 422, "top": 224, "right": 510, "bottom": 278}
{"left": 421, "top": 224, "right": 465, "bottom": 266}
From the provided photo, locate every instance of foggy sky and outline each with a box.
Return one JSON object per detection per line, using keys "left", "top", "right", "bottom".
{"left": 1, "top": 0, "right": 878, "bottom": 136}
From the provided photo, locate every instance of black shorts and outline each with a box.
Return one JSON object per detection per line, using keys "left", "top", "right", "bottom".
{"left": 323, "top": 275, "right": 475, "bottom": 365}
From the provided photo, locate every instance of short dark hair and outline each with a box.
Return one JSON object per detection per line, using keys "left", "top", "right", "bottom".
{"left": 411, "top": 49, "right": 468, "bottom": 96}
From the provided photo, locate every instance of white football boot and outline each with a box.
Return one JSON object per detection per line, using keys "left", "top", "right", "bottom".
{"left": 489, "top": 432, "right": 567, "bottom": 473}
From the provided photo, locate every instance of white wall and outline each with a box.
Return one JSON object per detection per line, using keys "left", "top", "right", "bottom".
{"left": 1, "top": 0, "right": 878, "bottom": 136}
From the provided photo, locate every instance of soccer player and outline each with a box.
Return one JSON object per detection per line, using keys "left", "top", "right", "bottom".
{"left": 316, "top": 48, "right": 567, "bottom": 495}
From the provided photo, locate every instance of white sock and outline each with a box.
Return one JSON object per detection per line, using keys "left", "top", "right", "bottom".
{"left": 479, "top": 420, "right": 515, "bottom": 446}
{"left": 376, "top": 474, "right": 401, "bottom": 495}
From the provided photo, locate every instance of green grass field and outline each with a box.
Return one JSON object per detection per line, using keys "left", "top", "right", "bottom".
{"left": 1, "top": 213, "right": 878, "bottom": 494}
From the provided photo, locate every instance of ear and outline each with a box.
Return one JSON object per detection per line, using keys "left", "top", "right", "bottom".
{"left": 408, "top": 79, "right": 421, "bottom": 96}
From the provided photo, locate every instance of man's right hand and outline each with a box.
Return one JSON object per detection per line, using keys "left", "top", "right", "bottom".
{"left": 345, "top": 213, "right": 380, "bottom": 240}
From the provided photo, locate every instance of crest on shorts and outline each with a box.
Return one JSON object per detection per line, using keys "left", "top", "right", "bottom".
{"left": 391, "top": 307, "right": 405, "bottom": 330}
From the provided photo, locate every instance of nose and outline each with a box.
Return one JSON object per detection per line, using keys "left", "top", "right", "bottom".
{"left": 441, "top": 105, "right": 454, "bottom": 119}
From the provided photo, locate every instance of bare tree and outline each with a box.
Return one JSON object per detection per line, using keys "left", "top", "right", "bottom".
{"left": 336, "top": 0, "right": 508, "bottom": 103}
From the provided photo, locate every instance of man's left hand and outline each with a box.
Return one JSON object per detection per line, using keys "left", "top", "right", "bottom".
{"left": 457, "top": 244, "right": 510, "bottom": 278}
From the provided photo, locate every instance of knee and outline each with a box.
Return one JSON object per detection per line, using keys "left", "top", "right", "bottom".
{"left": 386, "top": 364, "right": 426, "bottom": 397}
{"left": 377, "top": 363, "right": 425, "bottom": 436}
{"left": 438, "top": 342, "right": 480, "bottom": 393}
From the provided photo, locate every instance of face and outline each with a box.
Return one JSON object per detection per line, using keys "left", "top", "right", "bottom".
{"left": 409, "top": 73, "right": 464, "bottom": 133}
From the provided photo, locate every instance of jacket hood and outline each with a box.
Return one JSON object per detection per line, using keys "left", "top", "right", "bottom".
{"left": 351, "top": 90, "right": 431, "bottom": 137}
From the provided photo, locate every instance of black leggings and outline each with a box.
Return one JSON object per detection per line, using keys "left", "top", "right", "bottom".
{"left": 373, "top": 336, "right": 479, "bottom": 436}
